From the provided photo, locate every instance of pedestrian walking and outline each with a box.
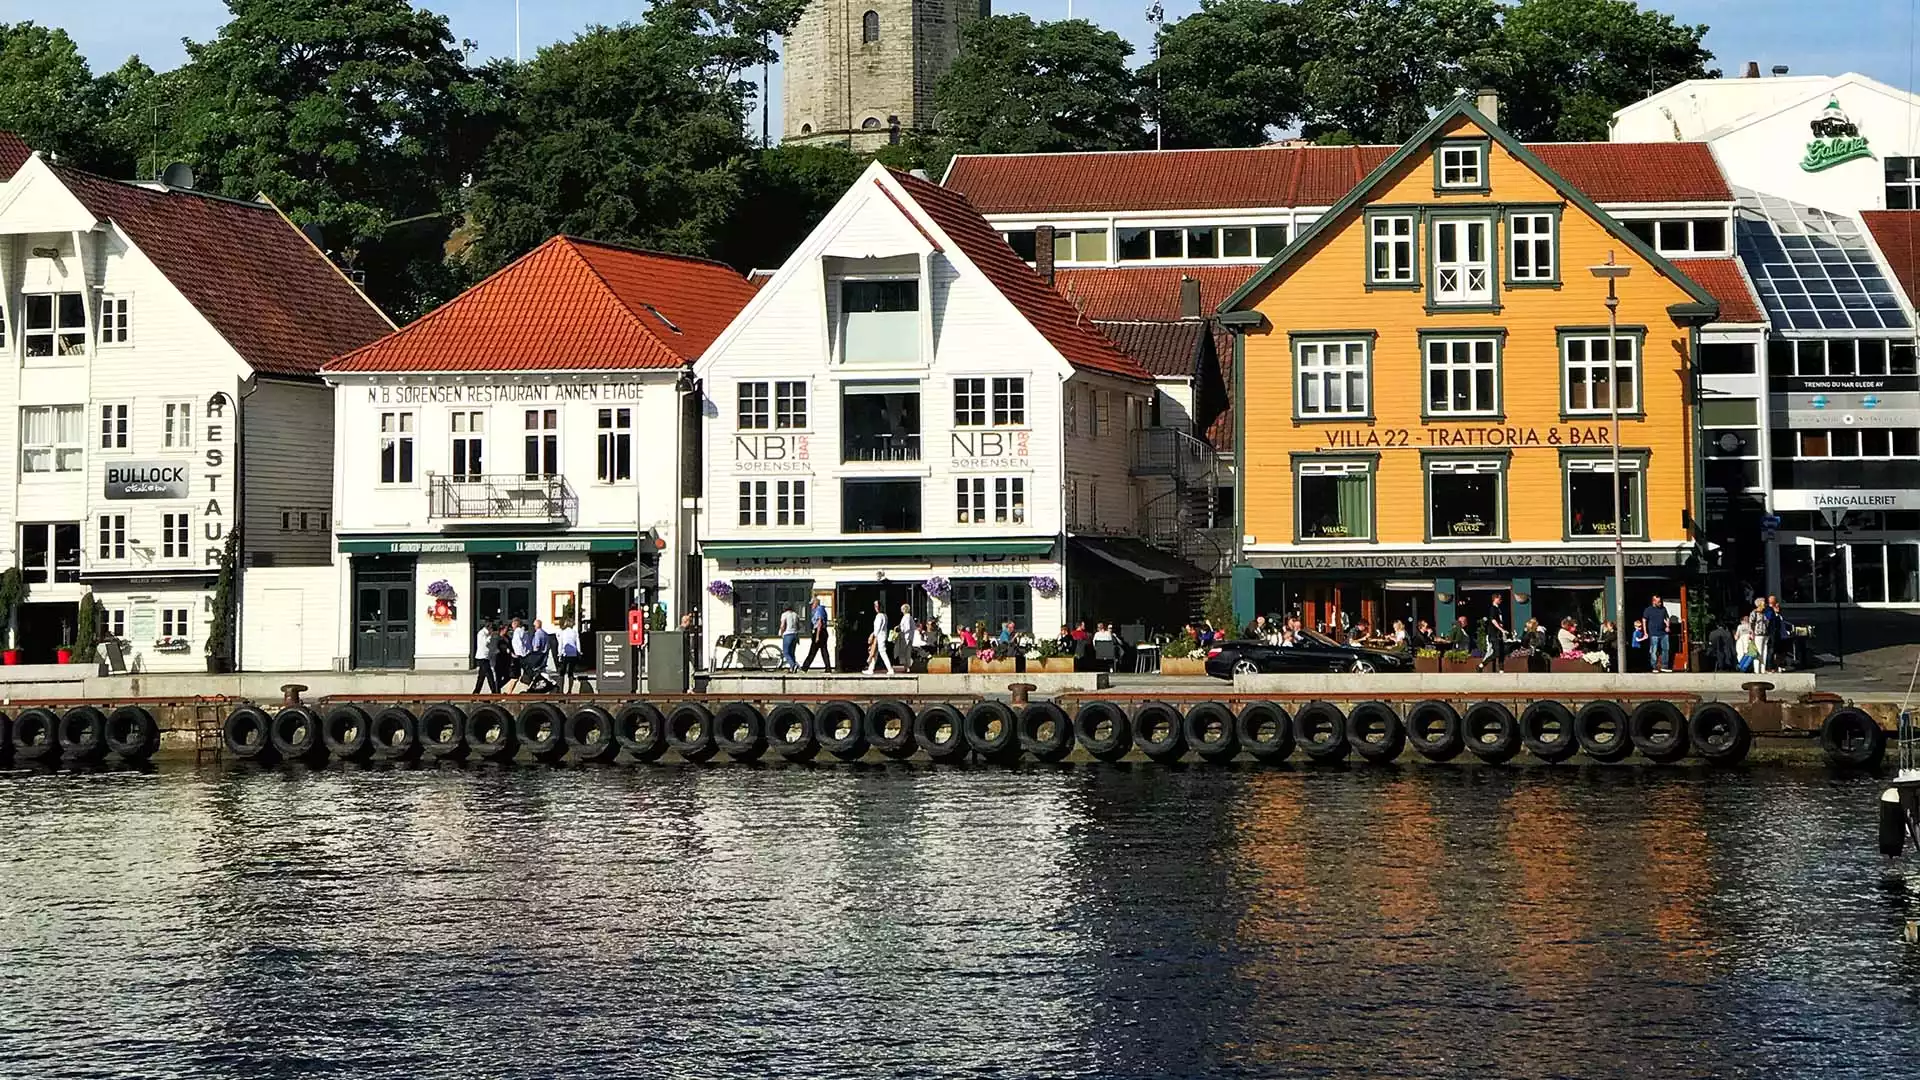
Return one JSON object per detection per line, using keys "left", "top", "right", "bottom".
{"left": 1642, "top": 595, "right": 1672, "bottom": 672}
{"left": 866, "top": 600, "right": 895, "bottom": 675}
{"left": 779, "top": 604, "right": 801, "bottom": 671}
{"left": 801, "top": 598, "right": 830, "bottom": 672}
{"left": 1477, "top": 594, "right": 1509, "bottom": 671}
{"left": 524, "top": 619, "right": 556, "bottom": 692}
{"left": 556, "top": 618, "right": 582, "bottom": 693}
{"left": 894, "top": 603, "right": 914, "bottom": 670}
{"left": 472, "top": 621, "right": 500, "bottom": 694}
{"left": 492, "top": 624, "right": 517, "bottom": 692}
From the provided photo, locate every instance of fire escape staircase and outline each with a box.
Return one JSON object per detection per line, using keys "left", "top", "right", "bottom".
{"left": 1130, "top": 427, "right": 1232, "bottom": 615}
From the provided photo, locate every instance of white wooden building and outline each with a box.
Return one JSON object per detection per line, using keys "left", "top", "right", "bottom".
{"left": 0, "top": 144, "right": 391, "bottom": 671}
{"left": 322, "top": 236, "right": 757, "bottom": 670}
{"left": 695, "top": 163, "right": 1165, "bottom": 667}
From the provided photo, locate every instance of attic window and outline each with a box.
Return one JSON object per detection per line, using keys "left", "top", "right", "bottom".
{"left": 25, "top": 293, "right": 86, "bottom": 357}
{"left": 1436, "top": 142, "right": 1486, "bottom": 191}
{"left": 642, "top": 304, "right": 681, "bottom": 334}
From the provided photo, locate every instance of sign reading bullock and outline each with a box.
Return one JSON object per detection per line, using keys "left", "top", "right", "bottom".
{"left": 104, "top": 460, "right": 190, "bottom": 500}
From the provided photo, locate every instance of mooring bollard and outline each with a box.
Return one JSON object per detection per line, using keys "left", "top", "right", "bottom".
{"left": 281, "top": 683, "right": 308, "bottom": 708}
{"left": 1008, "top": 682, "right": 1036, "bottom": 707}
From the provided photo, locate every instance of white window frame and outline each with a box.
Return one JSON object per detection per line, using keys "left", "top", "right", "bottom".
{"left": 22, "top": 292, "right": 87, "bottom": 358}
{"left": 97, "top": 514, "right": 127, "bottom": 562}
{"left": 955, "top": 378, "right": 987, "bottom": 427}
{"left": 1296, "top": 459, "right": 1374, "bottom": 541}
{"left": 1092, "top": 389, "right": 1111, "bottom": 436}
{"left": 450, "top": 410, "right": 485, "bottom": 482}
{"left": 1368, "top": 214, "right": 1415, "bottom": 284}
{"left": 1509, "top": 213, "right": 1556, "bottom": 282}
{"left": 957, "top": 477, "right": 987, "bottom": 524}
{"left": 161, "top": 608, "right": 191, "bottom": 640}
{"left": 98, "top": 402, "right": 130, "bottom": 452}
{"left": 523, "top": 408, "right": 559, "bottom": 479}
{"left": 1564, "top": 458, "right": 1646, "bottom": 540}
{"left": 1563, "top": 335, "right": 1639, "bottom": 415}
{"left": 1438, "top": 144, "right": 1484, "bottom": 189}
{"left": 1423, "top": 337, "right": 1501, "bottom": 417}
{"left": 99, "top": 294, "right": 132, "bottom": 346}
{"left": 738, "top": 381, "right": 770, "bottom": 430}
{"left": 773, "top": 381, "right": 808, "bottom": 430}
{"left": 163, "top": 401, "right": 195, "bottom": 449}
{"left": 774, "top": 479, "right": 807, "bottom": 526}
{"left": 991, "top": 377, "right": 1027, "bottom": 426}
{"left": 104, "top": 607, "right": 127, "bottom": 640}
{"left": 595, "top": 407, "right": 631, "bottom": 483}
{"left": 20, "top": 404, "right": 84, "bottom": 474}
{"left": 1432, "top": 218, "right": 1493, "bottom": 305}
{"left": 739, "top": 480, "right": 770, "bottom": 526}
{"left": 1295, "top": 339, "right": 1370, "bottom": 418}
{"left": 994, "top": 476, "right": 1027, "bottom": 524}
{"left": 1426, "top": 458, "right": 1507, "bottom": 542}
{"left": 378, "top": 410, "right": 415, "bottom": 485}
{"left": 161, "top": 512, "right": 190, "bottom": 559}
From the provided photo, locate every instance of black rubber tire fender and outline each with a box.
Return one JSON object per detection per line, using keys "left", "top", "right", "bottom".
{"left": 1821, "top": 706, "right": 1886, "bottom": 769}
{"left": 963, "top": 700, "right": 1020, "bottom": 762}
{"left": 467, "top": 703, "right": 519, "bottom": 762}
{"left": 58, "top": 706, "right": 110, "bottom": 763}
{"left": 815, "top": 700, "right": 869, "bottom": 762}
{"left": 11, "top": 707, "right": 61, "bottom": 764}
{"left": 1348, "top": 701, "right": 1406, "bottom": 764}
{"left": 223, "top": 705, "right": 280, "bottom": 763}
{"left": 567, "top": 705, "right": 620, "bottom": 764}
{"left": 767, "top": 703, "right": 819, "bottom": 763}
{"left": 1688, "top": 702, "right": 1753, "bottom": 766}
{"left": 322, "top": 704, "right": 375, "bottom": 761}
{"left": 1073, "top": 702, "right": 1133, "bottom": 762}
{"left": 1573, "top": 700, "right": 1633, "bottom": 763}
{"left": 864, "top": 699, "right": 918, "bottom": 760}
{"left": 1404, "top": 700, "right": 1464, "bottom": 762}
{"left": 370, "top": 707, "right": 422, "bottom": 761}
{"left": 1462, "top": 702, "right": 1521, "bottom": 763}
{"left": 1629, "top": 700, "right": 1690, "bottom": 763}
{"left": 613, "top": 702, "right": 666, "bottom": 762}
{"left": 1293, "top": 701, "right": 1350, "bottom": 763}
{"left": 1519, "top": 701, "right": 1579, "bottom": 764}
{"left": 914, "top": 704, "right": 969, "bottom": 763}
{"left": 269, "top": 706, "right": 328, "bottom": 763}
{"left": 1235, "top": 702, "right": 1294, "bottom": 763}
{"left": 1182, "top": 702, "right": 1239, "bottom": 763}
{"left": 713, "top": 702, "right": 768, "bottom": 763}
{"left": 104, "top": 706, "right": 159, "bottom": 762}
{"left": 1134, "top": 702, "right": 1187, "bottom": 763}
{"left": 666, "top": 702, "right": 719, "bottom": 763}
{"left": 515, "top": 702, "right": 567, "bottom": 763}
{"left": 1019, "top": 702, "right": 1074, "bottom": 763}
{"left": 418, "top": 703, "right": 470, "bottom": 761}
{"left": 0, "top": 711, "right": 11, "bottom": 765}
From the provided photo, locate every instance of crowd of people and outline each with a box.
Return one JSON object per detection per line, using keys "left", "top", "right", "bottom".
{"left": 471, "top": 616, "right": 587, "bottom": 694}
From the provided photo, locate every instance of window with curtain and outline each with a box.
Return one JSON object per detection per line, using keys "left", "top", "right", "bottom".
{"left": 21, "top": 405, "right": 84, "bottom": 473}
{"left": 1296, "top": 460, "right": 1371, "bottom": 540}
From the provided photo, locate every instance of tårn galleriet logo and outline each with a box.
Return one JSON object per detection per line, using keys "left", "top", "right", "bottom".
{"left": 1800, "top": 97, "right": 1872, "bottom": 172}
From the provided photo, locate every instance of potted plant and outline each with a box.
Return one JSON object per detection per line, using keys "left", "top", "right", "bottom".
{"left": 205, "top": 530, "right": 239, "bottom": 673}
{"left": 0, "top": 565, "right": 25, "bottom": 664}
{"left": 71, "top": 592, "right": 100, "bottom": 668}
{"left": 1441, "top": 648, "right": 1476, "bottom": 673}
{"left": 1033, "top": 638, "right": 1075, "bottom": 673}
{"left": 974, "top": 645, "right": 1015, "bottom": 673}
{"left": 1412, "top": 646, "right": 1442, "bottom": 673}
{"left": 1159, "top": 634, "right": 1209, "bottom": 676}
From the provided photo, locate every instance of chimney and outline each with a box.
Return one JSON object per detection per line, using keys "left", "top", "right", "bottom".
{"left": 1034, "top": 225, "right": 1056, "bottom": 284}
{"left": 1179, "top": 275, "right": 1201, "bottom": 319}
{"left": 1744, "top": 61, "right": 1761, "bottom": 78}
{"left": 1474, "top": 88, "right": 1499, "bottom": 123}
{"left": 1772, "top": 65, "right": 1790, "bottom": 77}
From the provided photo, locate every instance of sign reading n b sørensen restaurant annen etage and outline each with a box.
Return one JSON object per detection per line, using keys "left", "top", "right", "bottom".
{"left": 104, "top": 460, "right": 189, "bottom": 500}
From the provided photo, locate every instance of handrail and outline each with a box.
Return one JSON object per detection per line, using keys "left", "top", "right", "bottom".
{"left": 427, "top": 473, "right": 579, "bottom": 523}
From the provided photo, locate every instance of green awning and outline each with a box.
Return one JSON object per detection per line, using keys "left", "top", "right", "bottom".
{"left": 703, "top": 538, "right": 1056, "bottom": 561}
{"left": 339, "top": 535, "right": 640, "bottom": 555}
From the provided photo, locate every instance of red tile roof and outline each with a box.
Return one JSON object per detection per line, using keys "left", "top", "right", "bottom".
{"left": 1669, "top": 257, "right": 1765, "bottom": 324}
{"left": 1094, "top": 320, "right": 1209, "bottom": 378}
{"left": 889, "top": 170, "right": 1152, "bottom": 382}
{"left": 0, "top": 132, "right": 31, "bottom": 180}
{"left": 1055, "top": 265, "right": 1257, "bottom": 321}
{"left": 1861, "top": 212, "right": 1920, "bottom": 312}
{"left": 327, "top": 236, "right": 758, "bottom": 374}
{"left": 1208, "top": 328, "right": 1236, "bottom": 453}
{"left": 944, "top": 142, "right": 1729, "bottom": 214}
{"left": 54, "top": 166, "right": 392, "bottom": 376}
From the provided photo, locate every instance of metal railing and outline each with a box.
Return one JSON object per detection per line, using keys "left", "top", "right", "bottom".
{"left": 428, "top": 473, "right": 579, "bottom": 523}
{"left": 1131, "top": 426, "right": 1218, "bottom": 487}
{"left": 842, "top": 432, "right": 922, "bottom": 462}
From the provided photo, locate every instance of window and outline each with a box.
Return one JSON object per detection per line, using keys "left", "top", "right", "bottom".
{"left": 1565, "top": 457, "right": 1644, "bottom": 539}
{"left": 733, "top": 580, "right": 813, "bottom": 637}
{"left": 524, "top": 408, "right": 558, "bottom": 478}
{"left": 1295, "top": 338, "right": 1370, "bottom": 418}
{"left": 596, "top": 407, "right": 631, "bottom": 482}
{"left": 24, "top": 293, "right": 86, "bottom": 357}
{"left": 1624, "top": 218, "right": 1730, "bottom": 255}
{"left": 862, "top": 9, "right": 879, "bottom": 43}
{"left": 1437, "top": 143, "right": 1484, "bottom": 189}
{"left": 1063, "top": 387, "right": 1078, "bottom": 434}
{"left": 1296, "top": 460, "right": 1372, "bottom": 540}
{"left": 1004, "top": 230, "right": 1037, "bottom": 261}
{"left": 955, "top": 379, "right": 987, "bottom": 427}
{"left": 739, "top": 480, "right": 808, "bottom": 526}
{"left": 738, "top": 381, "right": 770, "bottom": 429}
{"left": 450, "top": 411, "right": 485, "bottom": 481}
{"left": 951, "top": 579, "right": 1030, "bottom": 636}
{"left": 1700, "top": 342, "right": 1756, "bottom": 375}
{"left": 738, "top": 480, "right": 768, "bottom": 526}
{"left": 162, "top": 608, "right": 191, "bottom": 639}
{"left": 1427, "top": 458, "right": 1505, "bottom": 540}
{"left": 992, "top": 377, "right": 1026, "bottom": 425}
{"left": 995, "top": 477, "right": 1026, "bottom": 523}
{"left": 1053, "top": 228, "right": 1108, "bottom": 263}
{"left": 1092, "top": 389, "right": 1110, "bottom": 436}
{"left": 1152, "top": 228, "right": 1185, "bottom": 259}
{"left": 97, "top": 515, "right": 126, "bottom": 561}
{"left": 842, "top": 478, "right": 921, "bottom": 533}
{"left": 1562, "top": 334, "right": 1639, "bottom": 415}
{"left": 1117, "top": 228, "right": 1151, "bottom": 261}
{"left": 99, "top": 295, "right": 131, "bottom": 345}
{"left": 164, "top": 401, "right": 194, "bottom": 448}
{"left": 1221, "top": 227, "right": 1254, "bottom": 258}
{"left": 21, "top": 405, "right": 84, "bottom": 473}
{"left": 1255, "top": 225, "right": 1289, "bottom": 257}
{"left": 1369, "top": 214, "right": 1415, "bottom": 284}
{"left": 840, "top": 279, "right": 919, "bottom": 363}
{"left": 842, "top": 382, "right": 920, "bottom": 461}
{"left": 960, "top": 476, "right": 1027, "bottom": 524}
{"left": 774, "top": 381, "right": 808, "bottom": 429}
{"left": 1431, "top": 218, "right": 1493, "bottom": 305}
{"left": 162, "top": 512, "right": 190, "bottom": 558}
{"left": 98, "top": 404, "right": 129, "bottom": 451}
{"left": 20, "top": 523, "right": 81, "bottom": 584}
{"left": 1509, "top": 212, "right": 1555, "bottom": 282}
{"left": 1423, "top": 337, "right": 1500, "bottom": 416}
{"left": 378, "top": 412, "right": 414, "bottom": 483}
{"left": 1771, "top": 339, "right": 1919, "bottom": 378}
{"left": 1794, "top": 428, "right": 1920, "bottom": 458}
{"left": 1888, "top": 157, "right": 1920, "bottom": 209}
{"left": 104, "top": 608, "right": 126, "bottom": 639}
{"left": 957, "top": 477, "right": 987, "bottom": 524}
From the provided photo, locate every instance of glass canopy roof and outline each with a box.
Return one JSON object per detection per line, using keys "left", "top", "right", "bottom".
{"left": 1733, "top": 187, "right": 1911, "bottom": 334}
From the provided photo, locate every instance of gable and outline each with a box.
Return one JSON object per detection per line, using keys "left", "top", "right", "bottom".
{"left": 0, "top": 156, "right": 98, "bottom": 233}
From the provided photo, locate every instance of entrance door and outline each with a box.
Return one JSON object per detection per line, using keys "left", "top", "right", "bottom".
{"left": 474, "top": 555, "right": 537, "bottom": 630}
{"left": 15, "top": 601, "right": 78, "bottom": 664}
{"left": 352, "top": 561, "right": 415, "bottom": 669}
{"left": 834, "top": 582, "right": 924, "bottom": 671}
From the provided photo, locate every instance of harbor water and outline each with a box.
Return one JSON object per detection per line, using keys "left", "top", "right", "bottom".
{"left": 4, "top": 762, "right": 1920, "bottom": 1078}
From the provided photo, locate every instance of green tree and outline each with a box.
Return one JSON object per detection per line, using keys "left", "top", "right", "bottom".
{"left": 0, "top": 23, "right": 118, "bottom": 171}
{"left": 1488, "top": 0, "right": 1715, "bottom": 140}
{"left": 1296, "top": 0, "right": 1505, "bottom": 143}
{"left": 716, "top": 142, "right": 867, "bottom": 272}
{"left": 1146, "top": 0, "right": 1309, "bottom": 148}
{"left": 933, "top": 16, "right": 1145, "bottom": 154}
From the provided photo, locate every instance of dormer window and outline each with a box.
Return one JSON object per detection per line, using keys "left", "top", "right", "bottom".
{"left": 840, "top": 278, "right": 919, "bottom": 364}
{"left": 1435, "top": 141, "right": 1488, "bottom": 192}
{"left": 24, "top": 293, "right": 86, "bottom": 357}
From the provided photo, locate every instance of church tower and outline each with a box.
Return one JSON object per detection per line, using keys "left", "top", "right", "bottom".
{"left": 783, "top": 1, "right": 988, "bottom": 151}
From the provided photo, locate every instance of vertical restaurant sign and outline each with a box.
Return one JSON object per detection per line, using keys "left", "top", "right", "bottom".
{"left": 1800, "top": 98, "right": 1872, "bottom": 172}
{"left": 203, "top": 393, "right": 231, "bottom": 565}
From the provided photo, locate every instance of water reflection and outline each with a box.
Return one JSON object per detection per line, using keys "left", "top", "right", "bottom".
{"left": 2, "top": 762, "right": 1919, "bottom": 1078}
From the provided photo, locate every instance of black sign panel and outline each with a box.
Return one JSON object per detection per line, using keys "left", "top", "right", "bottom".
{"left": 596, "top": 632, "right": 633, "bottom": 694}
{"left": 1773, "top": 375, "right": 1920, "bottom": 394}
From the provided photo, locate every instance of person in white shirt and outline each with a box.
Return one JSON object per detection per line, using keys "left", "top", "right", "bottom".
{"left": 472, "top": 622, "right": 499, "bottom": 694}
{"left": 556, "top": 619, "right": 583, "bottom": 693}
{"left": 778, "top": 605, "right": 801, "bottom": 671}
{"left": 866, "top": 600, "right": 894, "bottom": 674}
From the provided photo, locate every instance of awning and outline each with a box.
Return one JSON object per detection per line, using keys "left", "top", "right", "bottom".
{"left": 1068, "top": 536, "right": 1207, "bottom": 584}
{"left": 703, "top": 538, "right": 1055, "bottom": 561}
{"left": 339, "top": 534, "right": 639, "bottom": 554}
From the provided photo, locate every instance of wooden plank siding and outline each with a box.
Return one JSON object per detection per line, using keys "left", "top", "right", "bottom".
{"left": 1237, "top": 114, "right": 1698, "bottom": 549}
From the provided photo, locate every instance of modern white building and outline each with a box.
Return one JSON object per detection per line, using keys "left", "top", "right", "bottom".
{"left": 321, "top": 236, "right": 757, "bottom": 670}
{"left": 0, "top": 143, "right": 391, "bottom": 671}
{"left": 695, "top": 163, "right": 1168, "bottom": 668}
{"left": 1616, "top": 70, "right": 1920, "bottom": 610}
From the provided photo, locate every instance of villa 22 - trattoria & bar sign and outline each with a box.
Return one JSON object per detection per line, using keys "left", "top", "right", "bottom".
{"left": 1319, "top": 423, "right": 1615, "bottom": 449}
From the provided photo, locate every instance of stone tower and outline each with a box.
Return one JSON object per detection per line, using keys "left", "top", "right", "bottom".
{"left": 783, "top": 0, "right": 988, "bottom": 151}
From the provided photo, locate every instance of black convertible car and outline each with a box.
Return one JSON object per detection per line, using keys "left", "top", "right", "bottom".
{"left": 1203, "top": 630, "right": 1411, "bottom": 678}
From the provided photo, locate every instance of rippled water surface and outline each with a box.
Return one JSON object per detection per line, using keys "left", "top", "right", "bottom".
{"left": 4, "top": 762, "right": 1920, "bottom": 1078}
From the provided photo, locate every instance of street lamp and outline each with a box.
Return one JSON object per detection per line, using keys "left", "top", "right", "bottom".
{"left": 1589, "top": 254, "right": 1631, "bottom": 674}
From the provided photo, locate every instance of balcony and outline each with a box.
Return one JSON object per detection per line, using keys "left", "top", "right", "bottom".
{"left": 428, "top": 473, "right": 578, "bottom": 525}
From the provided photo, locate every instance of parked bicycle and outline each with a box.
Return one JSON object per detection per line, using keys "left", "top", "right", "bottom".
{"left": 713, "top": 634, "right": 787, "bottom": 671}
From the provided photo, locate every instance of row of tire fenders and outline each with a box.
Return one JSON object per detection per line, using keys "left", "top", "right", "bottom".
{"left": 0, "top": 698, "right": 1886, "bottom": 769}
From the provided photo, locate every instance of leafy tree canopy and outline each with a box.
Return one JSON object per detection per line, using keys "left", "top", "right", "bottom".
{"left": 1488, "top": 0, "right": 1715, "bottom": 140}
{"left": 0, "top": 23, "right": 118, "bottom": 172}
{"left": 1145, "top": 0, "right": 1308, "bottom": 148}
{"left": 1295, "top": 0, "right": 1507, "bottom": 144}
{"left": 934, "top": 16, "right": 1146, "bottom": 154}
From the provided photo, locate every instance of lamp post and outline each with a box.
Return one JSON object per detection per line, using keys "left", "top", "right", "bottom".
{"left": 1590, "top": 254, "right": 1631, "bottom": 673}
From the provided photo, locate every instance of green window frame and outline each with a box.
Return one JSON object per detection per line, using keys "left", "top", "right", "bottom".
{"left": 1560, "top": 449, "right": 1651, "bottom": 542}
{"left": 1418, "top": 328, "right": 1506, "bottom": 421}
{"left": 1425, "top": 211, "right": 1500, "bottom": 312}
{"left": 1556, "top": 325, "right": 1648, "bottom": 420}
{"left": 1289, "top": 330, "right": 1377, "bottom": 422}
{"left": 1292, "top": 452, "right": 1377, "bottom": 542}
{"left": 1504, "top": 206, "right": 1561, "bottom": 287}
{"left": 1422, "top": 451, "right": 1510, "bottom": 543}
{"left": 1364, "top": 208, "right": 1420, "bottom": 290}
{"left": 1433, "top": 137, "right": 1492, "bottom": 194}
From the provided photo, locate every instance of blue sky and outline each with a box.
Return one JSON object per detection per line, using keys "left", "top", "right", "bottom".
{"left": 33, "top": 0, "right": 1920, "bottom": 139}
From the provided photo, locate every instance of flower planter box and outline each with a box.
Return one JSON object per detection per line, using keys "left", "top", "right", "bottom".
{"left": 1159, "top": 656, "right": 1208, "bottom": 676}
{"left": 1036, "top": 658, "right": 1075, "bottom": 673}
{"left": 927, "top": 657, "right": 952, "bottom": 674}
{"left": 1412, "top": 655, "right": 1443, "bottom": 674}
{"left": 1549, "top": 656, "right": 1594, "bottom": 674}
{"left": 1441, "top": 656, "right": 1480, "bottom": 674}
{"left": 55, "top": 648, "right": 73, "bottom": 665}
{"left": 974, "top": 658, "right": 1017, "bottom": 674}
